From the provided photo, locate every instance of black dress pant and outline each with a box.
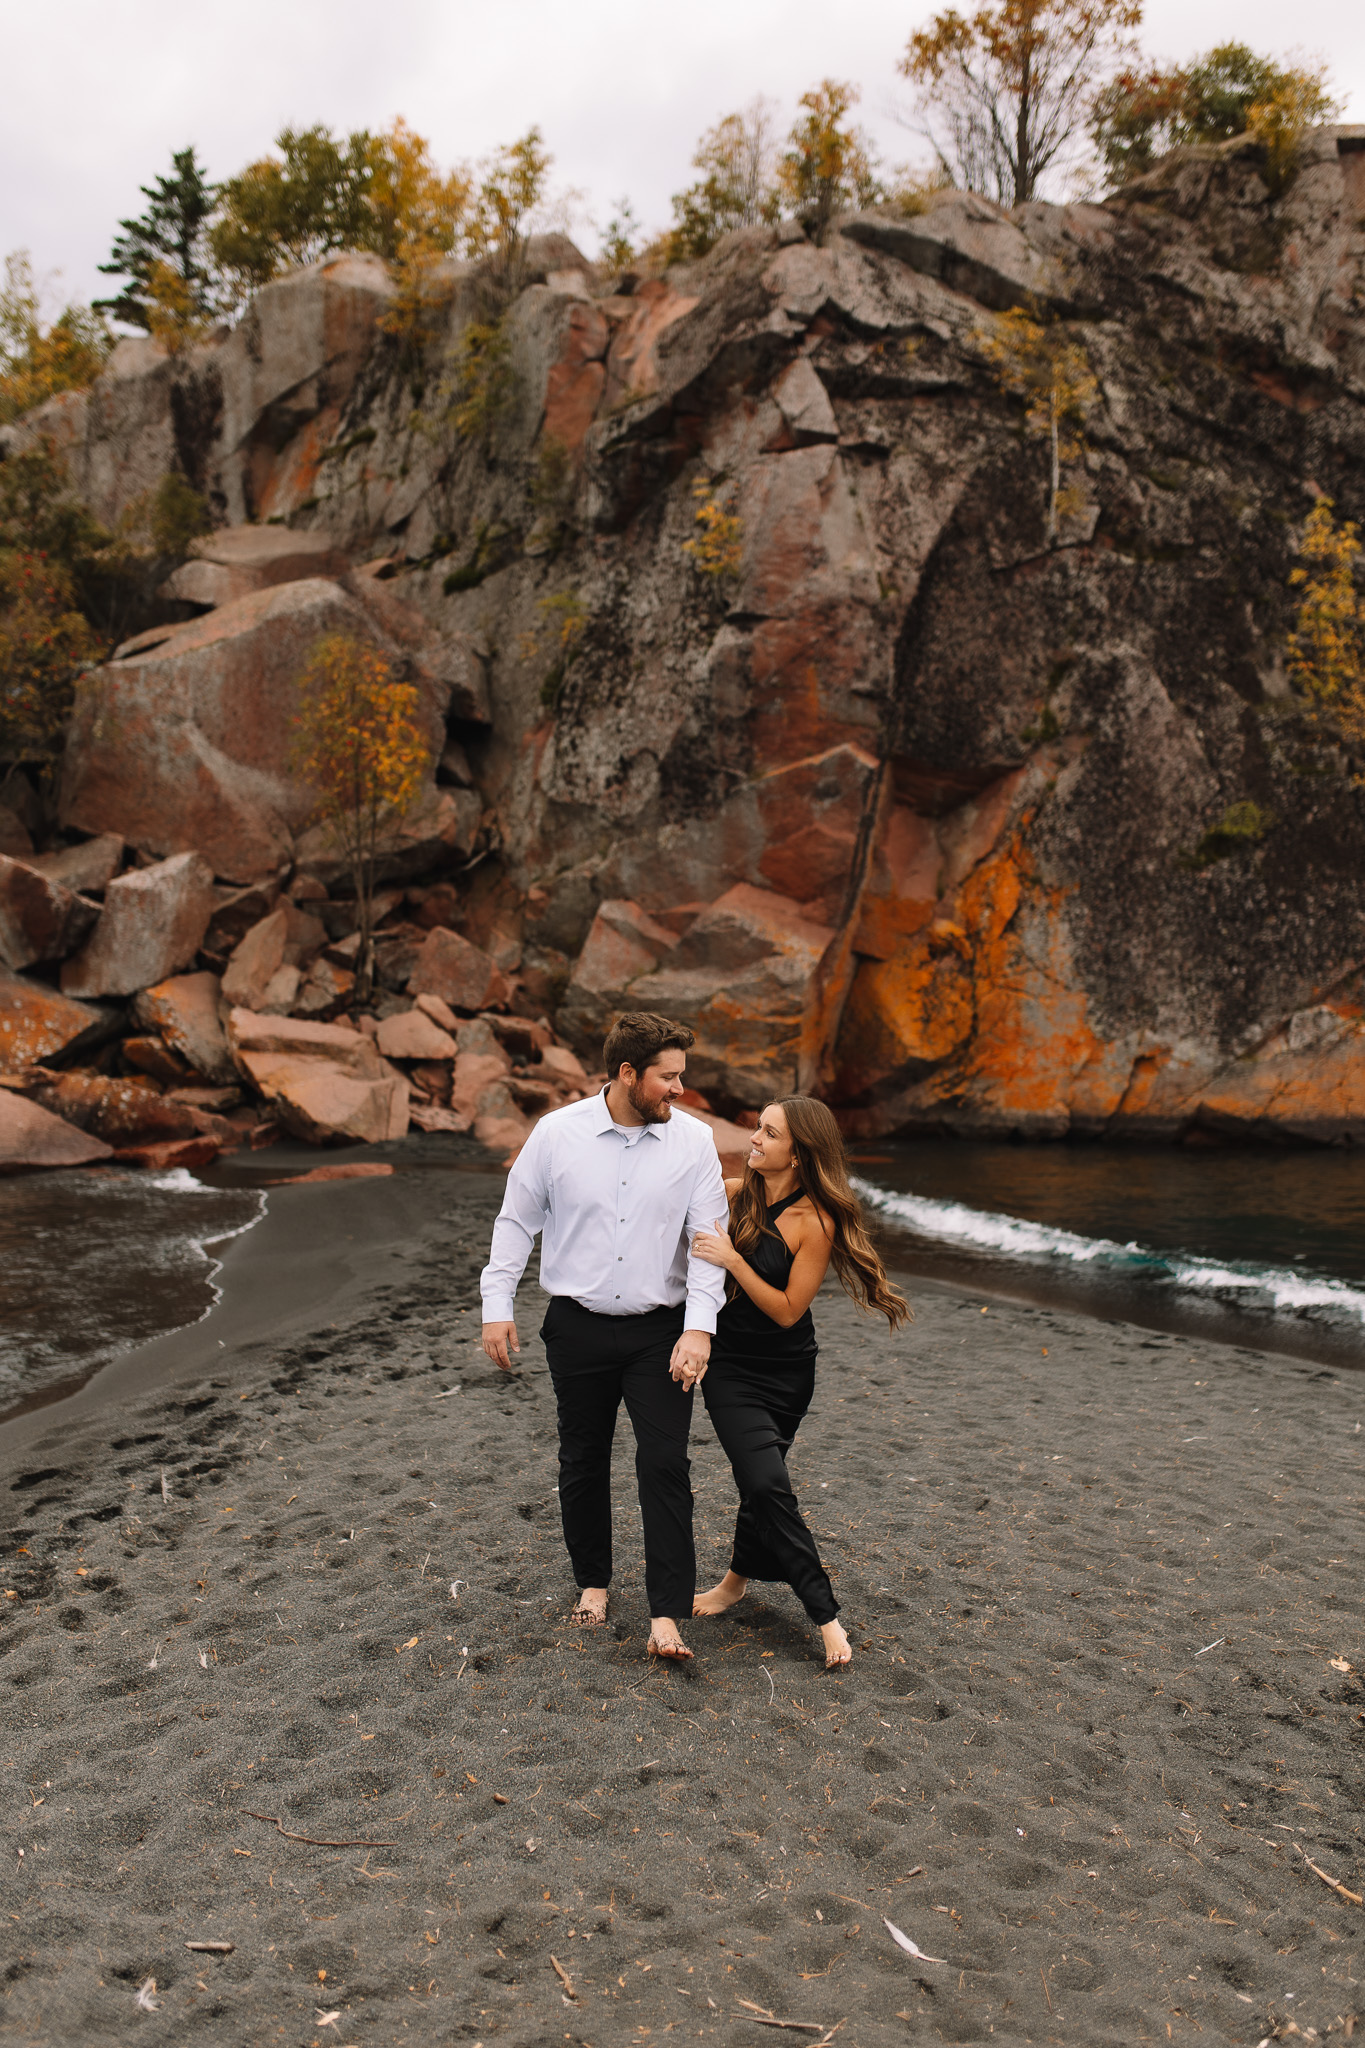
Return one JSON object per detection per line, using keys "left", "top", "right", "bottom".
{"left": 703, "top": 1359, "right": 839, "bottom": 1625}
{"left": 540, "top": 1297, "right": 694, "bottom": 1619}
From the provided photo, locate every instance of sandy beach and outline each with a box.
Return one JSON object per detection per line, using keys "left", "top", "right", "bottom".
{"left": 2, "top": 1161, "right": 1363, "bottom": 2048}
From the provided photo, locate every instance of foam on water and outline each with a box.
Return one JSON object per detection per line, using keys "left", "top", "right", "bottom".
{"left": 854, "top": 1176, "right": 1365, "bottom": 1331}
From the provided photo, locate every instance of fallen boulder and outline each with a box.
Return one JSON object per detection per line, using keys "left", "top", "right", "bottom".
{"left": 628, "top": 884, "right": 834, "bottom": 1107}
{"left": 557, "top": 899, "right": 679, "bottom": 1047}
{"left": 408, "top": 928, "right": 509, "bottom": 1013}
{"left": 226, "top": 1007, "right": 382, "bottom": 1075}
{"left": 375, "top": 1008, "right": 458, "bottom": 1061}
{"left": 27, "top": 834, "right": 123, "bottom": 894}
{"left": 0, "top": 1089, "right": 114, "bottom": 1172}
{"left": 112, "top": 1136, "right": 220, "bottom": 1171}
{"left": 0, "top": 856, "right": 98, "bottom": 970}
{"left": 61, "top": 852, "right": 215, "bottom": 1000}
{"left": 132, "top": 971, "right": 235, "bottom": 1084}
{"left": 159, "top": 525, "right": 350, "bottom": 609}
{"left": 60, "top": 579, "right": 438, "bottom": 885}
{"left": 221, "top": 904, "right": 326, "bottom": 1010}
{"left": 32, "top": 1071, "right": 202, "bottom": 1146}
{"left": 0, "top": 971, "right": 116, "bottom": 1073}
{"left": 243, "top": 1055, "right": 409, "bottom": 1144}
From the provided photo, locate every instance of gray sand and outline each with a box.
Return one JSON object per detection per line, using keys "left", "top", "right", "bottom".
{"left": 2, "top": 1164, "right": 1363, "bottom": 2047}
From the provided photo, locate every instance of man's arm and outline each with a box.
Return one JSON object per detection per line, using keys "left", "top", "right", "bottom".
{"left": 480, "top": 1122, "right": 551, "bottom": 1369}
{"left": 670, "top": 1133, "right": 729, "bottom": 1388}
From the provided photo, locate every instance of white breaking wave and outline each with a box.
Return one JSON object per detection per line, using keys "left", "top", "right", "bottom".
{"left": 852, "top": 1177, "right": 1365, "bottom": 1328}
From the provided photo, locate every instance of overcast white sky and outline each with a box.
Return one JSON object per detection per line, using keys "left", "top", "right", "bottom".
{"left": 4, "top": 0, "right": 1362, "bottom": 312}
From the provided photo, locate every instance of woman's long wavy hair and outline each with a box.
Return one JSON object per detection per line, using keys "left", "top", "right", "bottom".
{"left": 730, "top": 1095, "right": 911, "bottom": 1330}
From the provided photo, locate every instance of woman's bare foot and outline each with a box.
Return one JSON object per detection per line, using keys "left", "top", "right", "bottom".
{"left": 647, "top": 1617, "right": 694, "bottom": 1661}
{"left": 692, "top": 1571, "right": 749, "bottom": 1617}
{"left": 571, "top": 1587, "right": 608, "bottom": 1626}
{"left": 820, "top": 1619, "right": 852, "bottom": 1669}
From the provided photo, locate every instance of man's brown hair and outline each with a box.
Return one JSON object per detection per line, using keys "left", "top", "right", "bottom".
{"left": 602, "top": 1012, "right": 695, "bottom": 1079}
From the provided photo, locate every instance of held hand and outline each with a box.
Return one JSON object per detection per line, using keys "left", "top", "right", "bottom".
{"left": 669, "top": 1328, "right": 711, "bottom": 1391}
{"left": 482, "top": 1320, "right": 521, "bottom": 1372}
{"left": 691, "top": 1217, "right": 736, "bottom": 1272}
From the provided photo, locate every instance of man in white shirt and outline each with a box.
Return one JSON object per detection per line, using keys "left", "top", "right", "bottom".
{"left": 481, "top": 1012, "right": 726, "bottom": 1661}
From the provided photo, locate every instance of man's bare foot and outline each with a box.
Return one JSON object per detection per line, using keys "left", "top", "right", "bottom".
{"left": 571, "top": 1588, "right": 609, "bottom": 1626}
{"left": 821, "top": 1619, "right": 852, "bottom": 1669}
{"left": 647, "top": 1618, "right": 694, "bottom": 1661}
{"left": 692, "top": 1571, "right": 749, "bottom": 1617}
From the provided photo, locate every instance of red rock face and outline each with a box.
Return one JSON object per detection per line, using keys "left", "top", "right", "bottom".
{"left": 408, "top": 929, "right": 509, "bottom": 1015}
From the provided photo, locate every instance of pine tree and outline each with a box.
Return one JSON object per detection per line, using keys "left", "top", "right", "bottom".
{"left": 95, "top": 147, "right": 217, "bottom": 331}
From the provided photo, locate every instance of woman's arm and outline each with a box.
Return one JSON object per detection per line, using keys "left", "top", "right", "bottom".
{"left": 691, "top": 1210, "right": 833, "bottom": 1328}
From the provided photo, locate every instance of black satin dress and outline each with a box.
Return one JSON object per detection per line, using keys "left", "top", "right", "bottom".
{"left": 703, "top": 1190, "right": 839, "bottom": 1625}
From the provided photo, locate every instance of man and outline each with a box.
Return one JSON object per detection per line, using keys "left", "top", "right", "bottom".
{"left": 480, "top": 1012, "right": 726, "bottom": 1661}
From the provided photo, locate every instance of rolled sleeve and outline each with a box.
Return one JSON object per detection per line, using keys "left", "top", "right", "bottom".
{"left": 479, "top": 1123, "right": 551, "bottom": 1323}
{"left": 682, "top": 1134, "right": 729, "bottom": 1334}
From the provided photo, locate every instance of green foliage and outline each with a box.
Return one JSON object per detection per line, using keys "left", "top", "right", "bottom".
{"left": 600, "top": 198, "right": 642, "bottom": 271}
{"left": 290, "top": 632, "right": 432, "bottom": 999}
{"left": 666, "top": 100, "right": 782, "bottom": 262}
{"left": 519, "top": 588, "right": 589, "bottom": 707}
{"left": 95, "top": 147, "right": 218, "bottom": 331}
{"left": 446, "top": 319, "right": 516, "bottom": 446}
{"left": 463, "top": 130, "right": 553, "bottom": 277}
{"left": 149, "top": 472, "right": 212, "bottom": 558}
{"left": 1191, "top": 799, "right": 1276, "bottom": 864}
{"left": 979, "top": 305, "right": 1098, "bottom": 544}
{"left": 1286, "top": 500, "right": 1365, "bottom": 747}
{"left": 682, "top": 478, "right": 744, "bottom": 580}
{"left": 1092, "top": 42, "right": 1339, "bottom": 187}
{"left": 0, "top": 253, "right": 112, "bottom": 424}
{"left": 778, "top": 82, "right": 882, "bottom": 244}
{"left": 0, "top": 550, "right": 99, "bottom": 762}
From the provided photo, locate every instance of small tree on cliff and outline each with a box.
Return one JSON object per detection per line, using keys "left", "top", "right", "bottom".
{"left": 290, "top": 634, "right": 432, "bottom": 1002}
{"left": 980, "top": 305, "right": 1097, "bottom": 544}
{"left": 95, "top": 147, "right": 218, "bottom": 330}
{"left": 666, "top": 100, "right": 783, "bottom": 261}
{"left": 1, "top": 252, "right": 111, "bottom": 423}
{"left": 1286, "top": 501, "right": 1365, "bottom": 748}
{"left": 900, "top": 0, "right": 1141, "bottom": 205}
{"left": 779, "top": 82, "right": 882, "bottom": 243}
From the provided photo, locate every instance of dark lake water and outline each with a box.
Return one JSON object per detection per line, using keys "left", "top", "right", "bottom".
{"left": 852, "top": 1138, "right": 1365, "bottom": 1369}
{"left": 2, "top": 1137, "right": 1362, "bottom": 1422}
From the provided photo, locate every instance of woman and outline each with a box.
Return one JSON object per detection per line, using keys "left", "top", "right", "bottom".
{"left": 683, "top": 1095, "right": 910, "bottom": 1670}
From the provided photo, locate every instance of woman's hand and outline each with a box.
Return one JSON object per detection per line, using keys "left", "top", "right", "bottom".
{"left": 691, "top": 1218, "right": 737, "bottom": 1272}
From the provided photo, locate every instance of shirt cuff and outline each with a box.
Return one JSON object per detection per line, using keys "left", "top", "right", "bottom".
{"left": 481, "top": 1292, "right": 517, "bottom": 1324}
{"left": 683, "top": 1297, "right": 718, "bottom": 1336}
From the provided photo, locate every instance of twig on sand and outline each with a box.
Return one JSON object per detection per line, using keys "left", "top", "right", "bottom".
{"left": 1040, "top": 1967, "right": 1053, "bottom": 2012}
{"left": 550, "top": 1954, "right": 576, "bottom": 1999}
{"left": 763, "top": 1665, "right": 776, "bottom": 1704}
{"left": 1195, "top": 1637, "right": 1225, "bottom": 1657}
{"left": 244, "top": 1810, "right": 397, "bottom": 1848}
{"left": 185, "top": 1941, "right": 234, "bottom": 1954}
{"left": 736, "top": 1999, "right": 836, "bottom": 2034}
{"left": 1293, "top": 1841, "right": 1364, "bottom": 1906}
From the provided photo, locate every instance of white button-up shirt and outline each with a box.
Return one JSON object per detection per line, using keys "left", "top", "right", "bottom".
{"left": 480, "top": 1090, "right": 728, "bottom": 1331}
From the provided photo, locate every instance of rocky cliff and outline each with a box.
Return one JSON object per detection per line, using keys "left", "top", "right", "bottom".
{"left": 5, "top": 126, "right": 1365, "bottom": 1151}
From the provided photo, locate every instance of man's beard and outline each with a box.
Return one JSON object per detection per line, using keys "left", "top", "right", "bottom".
{"left": 628, "top": 1076, "right": 672, "bottom": 1124}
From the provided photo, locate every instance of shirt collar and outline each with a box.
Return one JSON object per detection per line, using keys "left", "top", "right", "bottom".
{"left": 591, "top": 1085, "right": 666, "bottom": 1140}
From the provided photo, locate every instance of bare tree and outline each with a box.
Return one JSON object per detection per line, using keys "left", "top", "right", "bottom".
{"left": 900, "top": 0, "right": 1141, "bottom": 206}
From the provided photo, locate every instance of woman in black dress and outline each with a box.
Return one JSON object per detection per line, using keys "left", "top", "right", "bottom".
{"left": 681, "top": 1095, "right": 910, "bottom": 1669}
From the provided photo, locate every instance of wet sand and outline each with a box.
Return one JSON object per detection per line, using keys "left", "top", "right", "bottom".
{"left": 2, "top": 1164, "right": 1363, "bottom": 2047}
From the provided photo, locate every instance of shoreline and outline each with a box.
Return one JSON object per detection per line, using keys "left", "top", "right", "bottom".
{"left": 2, "top": 1163, "right": 1363, "bottom": 2045}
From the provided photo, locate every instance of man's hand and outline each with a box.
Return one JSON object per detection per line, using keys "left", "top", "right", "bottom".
{"left": 482, "top": 1320, "right": 521, "bottom": 1372}
{"left": 669, "top": 1328, "right": 711, "bottom": 1391}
